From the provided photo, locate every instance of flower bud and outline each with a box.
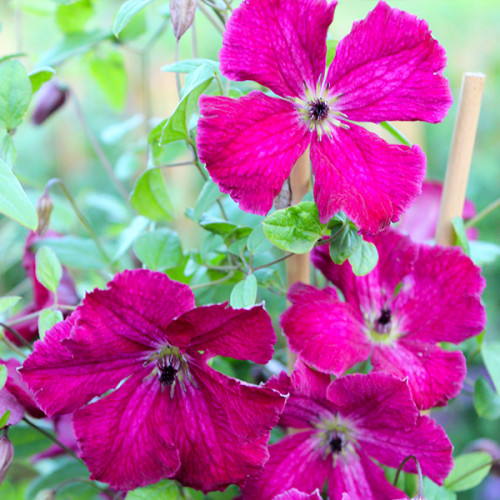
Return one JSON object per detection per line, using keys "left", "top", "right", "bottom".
{"left": 36, "top": 190, "right": 54, "bottom": 236}
{"left": 0, "top": 435, "right": 14, "bottom": 484}
{"left": 170, "top": 0, "right": 196, "bottom": 40}
{"left": 31, "top": 81, "right": 68, "bottom": 125}
{"left": 34, "top": 490, "right": 56, "bottom": 500}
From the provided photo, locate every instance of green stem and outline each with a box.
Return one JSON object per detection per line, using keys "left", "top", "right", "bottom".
{"left": 380, "top": 121, "right": 411, "bottom": 147}
{"left": 252, "top": 252, "right": 293, "bottom": 272}
{"left": 445, "top": 458, "right": 500, "bottom": 489}
{"left": 197, "top": 1, "right": 225, "bottom": 35}
{"left": 0, "top": 321, "right": 33, "bottom": 350}
{"left": 465, "top": 197, "right": 500, "bottom": 228}
{"left": 0, "top": 330, "right": 28, "bottom": 358}
{"left": 191, "top": 271, "right": 235, "bottom": 290}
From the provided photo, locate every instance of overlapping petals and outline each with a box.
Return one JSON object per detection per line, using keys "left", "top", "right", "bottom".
{"left": 282, "top": 229, "right": 487, "bottom": 409}
{"left": 197, "top": 0, "right": 452, "bottom": 233}
{"left": 21, "top": 270, "right": 286, "bottom": 492}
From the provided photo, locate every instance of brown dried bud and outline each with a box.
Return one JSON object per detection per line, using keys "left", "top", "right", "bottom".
{"left": 31, "top": 81, "right": 68, "bottom": 125}
{"left": 0, "top": 436, "right": 14, "bottom": 485}
{"left": 170, "top": 0, "right": 197, "bottom": 40}
{"left": 36, "top": 189, "right": 54, "bottom": 236}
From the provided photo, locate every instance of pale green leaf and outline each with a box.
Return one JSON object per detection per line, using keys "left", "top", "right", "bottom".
{"left": 38, "top": 308, "right": 63, "bottom": 340}
{"left": 474, "top": 376, "right": 500, "bottom": 419}
{"left": 127, "top": 480, "right": 179, "bottom": 500}
{"left": 452, "top": 216, "right": 470, "bottom": 255}
{"left": 113, "top": 0, "right": 155, "bottom": 37}
{"left": 0, "top": 410, "right": 10, "bottom": 428}
{"left": 482, "top": 342, "right": 500, "bottom": 395}
{"left": 29, "top": 66, "right": 55, "bottom": 93}
{"left": 348, "top": 241, "right": 378, "bottom": 276}
{"left": 230, "top": 274, "right": 257, "bottom": 308}
{"left": 130, "top": 169, "right": 174, "bottom": 221}
{"left": 193, "top": 180, "right": 221, "bottom": 220}
{"left": 0, "top": 296, "right": 21, "bottom": 314}
{"left": 247, "top": 224, "right": 273, "bottom": 254}
{"left": 35, "top": 246, "right": 63, "bottom": 293}
{"left": 0, "top": 365, "right": 7, "bottom": 391}
{"left": 1, "top": 134, "right": 16, "bottom": 167}
{"left": 56, "top": 0, "right": 93, "bottom": 33}
{"left": 328, "top": 222, "right": 362, "bottom": 265}
{"left": 134, "top": 229, "right": 183, "bottom": 270}
{"left": 444, "top": 452, "right": 492, "bottom": 492}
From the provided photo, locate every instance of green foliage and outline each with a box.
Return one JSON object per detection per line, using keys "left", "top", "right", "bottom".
{"left": 247, "top": 224, "right": 273, "bottom": 255}
{"left": 0, "top": 364, "right": 7, "bottom": 391}
{"left": 29, "top": 67, "right": 55, "bottom": 93}
{"left": 35, "top": 246, "right": 63, "bottom": 293}
{"left": 230, "top": 274, "right": 257, "bottom": 308}
{"left": 482, "top": 342, "right": 500, "bottom": 395}
{"left": 56, "top": 0, "right": 93, "bottom": 34}
{"left": 0, "top": 60, "right": 32, "bottom": 133}
{"left": 262, "top": 202, "right": 327, "bottom": 253}
{"left": 474, "top": 376, "right": 500, "bottom": 419}
{"left": 134, "top": 228, "right": 183, "bottom": 270}
{"left": 127, "top": 480, "right": 180, "bottom": 500}
{"left": 193, "top": 181, "right": 221, "bottom": 220}
{"left": 444, "top": 452, "right": 492, "bottom": 492}
{"left": 130, "top": 169, "right": 174, "bottom": 221}
{"left": 113, "top": 0, "right": 155, "bottom": 38}
{"left": 38, "top": 308, "right": 64, "bottom": 340}
{"left": 452, "top": 216, "right": 470, "bottom": 255}
{"left": 0, "top": 158, "right": 37, "bottom": 229}
{"left": 0, "top": 296, "right": 21, "bottom": 313}
{"left": 0, "top": 410, "right": 10, "bottom": 428}
{"left": 348, "top": 241, "right": 379, "bottom": 276}
{"left": 328, "top": 216, "right": 362, "bottom": 265}
{"left": 421, "top": 478, "right": 456, "bottom": 500}
{"left": 1, "top": 134, "right": 17, "bottom": 166}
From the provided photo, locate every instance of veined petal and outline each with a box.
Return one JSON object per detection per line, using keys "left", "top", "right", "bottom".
{"left": 281, "top": 284, "right": 370, "bottom": 375}
{"left": 310, "top": 125, "right": 426, "bottom": 233}
{"left": 327, "top": 1, "right": 452, "bottom": 123}
{"left": 73, "top": 369, "right": 181, "bottom": 491}
{"left": 198, "top": 92, "right": 310, "bottom": 215}
{"left": 274, "top": 489, "right": 322, "bottom": 500}
{"left": 220, "top": 0, "right": 336, "bottom": 98}
{"left": 0, "top": 387, "right": 24, "bottom": 426}
{"left": 372, "top": 341, "right": 466, "bottom": 409}
{"left": 242, "top": 431, "right": 330, "bottom": 500}
{"left": 167, "top": 303, "right": 275, "bottom": 364}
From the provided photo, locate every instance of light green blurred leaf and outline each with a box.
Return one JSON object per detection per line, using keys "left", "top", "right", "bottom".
{"left": 35, "top": 246, "right": 63, "bottom": 293}
{"left": 230, "top": 274, "right": 257, "bottom": 308}
{"left": 161, "top": 58, "right": 218, "bottom": 74}
{"left": 56, "top": 0, "right": 93, "bottom": 33}
{"left": 0, "top": 158, "right": 37, "bottom": 229}
{"left": 134, "top": 228, "right": 183, "bottom": 270}
{"left": 199, "top": 214, "right": 237, "bottom": 235}
{"left": 482, "top": 342, "right": 500, "bottom": 395}
{"left": 474, "top": 376, "right": 500, "bottom": 419}
{"left": 194, "top": 181, "right": 221, "bottom": 220}
{"left": 113, "top": 0, "right": 154, "bottom": 38}
{"left": 0, "top": 60, "right": 32, "bottom": 132}
{"left": 262, "top": 202, "right": 326, "bottom": 254}
{"left": 38, "top": 308, "right": 63, "bottom": 340}
{"left": 0, "top": 296, "right": 21, "bottom": 313}
{"left": 469, "top": 240, "right": 500, "bottom": 265}
{"left": 127, "top": 480, "right": 179, "bottom": 500}
{"left": 112, "top": 215, "right": 149, "bottom": 261}
{"left": 0, "top": 410, "right": 10, "bottom": 428}
{"left": 247, "top": 224, "right": 273, "bottom": 254}
{"left": 130, "top": 169, "right": 174, "bottom": 221}
{"left": 0, "top": 365, "right": 7, "bottom": 391}
{"left": 421, "top": 478, "right": 456, "bottom": 500}
{"left": 29, "top": 66, "right": 55, "bottom": 93}
{"left": 452, "top": 216, "right": 470, "bottom": 255}
{"left": 1, "top": 134, "right": 16, "bottom": 166}
{"left": 444, "top": 451, "right": 492, "bottom": 492}
{"left": 348, "top": 241, "right": 378, "bottom": 276}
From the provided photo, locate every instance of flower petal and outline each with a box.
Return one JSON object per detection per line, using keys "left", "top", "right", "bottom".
{"left": 274, "top": 489, "right": 322, "bottom": 500}
{"left": 372, "top": 341, "right": 466, "bottom": 409}
{"left": 198, "top": 92, "right": 310, "bottom": 215}
{"left": 243, "top": 431, "right": 330, "bottom": 500}
{"left": 168, "top": 303, "right": 275, "bottom": 363}
{"left": 220, "top": 0, "right": 336, "bottom": 98}
{"left": 310, "top": 124, "right": 426, "bottom": 233}
{"left": 327, "top": 1, "right": 452, "bottom": 123}
{"left": 281, "top": 284, "right": 370, "bottom": 375}
{"left": 0, "top": 387, "right": 24, "bottom": 426}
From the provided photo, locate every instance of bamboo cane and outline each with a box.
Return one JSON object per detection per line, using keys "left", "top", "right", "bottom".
{"left": 435, "top": 73, "right": 486, "bottom": 246}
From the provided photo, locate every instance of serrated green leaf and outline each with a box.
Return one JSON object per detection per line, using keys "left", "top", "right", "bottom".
{"left": 130, "top": 169, "right": 174, "bottom": 221}
{"left": 0, "top": 296, "right": 21, "bottom": 313}
{"left": 35, "top": 246, "right": 63, "bottom": 293}
{"left": 262, "top": 202, "right": 326, "bottom": 254}
{"left": 348, "top": 241, "right": 378, "bottom": 276}
{"left": 452, "top": 216, "right": 470, "bottom": 255}
{"left": 444, "top": 452, "right": 492, "bottom": 492}
{"left": 230, "top": 274, "right": 257, "bottom": 308}
{"left": 0, "top": 60, "right": 32, "bottom": 132}
{"left": 113, "top": 0, "right": 154, "bottom": 37}
{"left": 89, "top": 49, "right": 127, "bottom": 110}
{"left": 0, "top": 365, "right": 7, "bottom": 391}
{"left": 328, "top": 223, "right": 362, "bottom": 264}
{"left": 134, "top": 229, "right": 183, "bottom": 270}
{"left": 0, "top": 158, "right": 37, "bottom": 229}
{"left": 193, "top": 180, "right": 221, "bottom": 220}
{"left": 56, "top": 0, "right": 93, "bottom": 33}
{"left": 474, "top": 376, "right": 500, "bottom": 419}
{"left": 38, "top": 308, "right": 63, "bottom": 340}
{"left": 247, "top": 224, "right": 273, "bottom": 254}
{"left": 0, "top": 410, "right": 10, "bottom": 428}
{"left": 29, "top": 66, "right": 55, "bottom": 93}
{"left": 127, "top": 480, "right": 179, "bottom": 500}
{"left": 482, "top": 342, "right": 500, "bottom": 395}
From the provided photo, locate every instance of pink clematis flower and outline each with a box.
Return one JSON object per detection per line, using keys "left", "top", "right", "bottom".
{"left": 281, "top": 229, "right": 486, "bottom": 410}
{"left": 20, "top": 270, "right": 286, "bottom": 492}
{"left": 274, "top": 489, "right": 322, "bottom": 500}
{"left": 197, "top": 0, "right": 452, "bottom": 234}
{"left": 243, "top": 363, "right": 453, "bottom": 500}
{"left": 7, "top": 231, "right": 78, "bottom": 345}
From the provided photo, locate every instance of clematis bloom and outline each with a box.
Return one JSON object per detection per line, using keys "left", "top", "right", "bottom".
{"left": 243, "top": 364, "right": 453, "bottom": 500}
{"left": 282, "top": 229, "right": 486, "bottom": 410}
{"left": 20, "top": 270, "right": 286, "bottom": 492}
{"left": 197, "top": 0, "right": 452, "bottom": 233}
{"left": 274, "top": 489, "right": 322, "bottom": 500}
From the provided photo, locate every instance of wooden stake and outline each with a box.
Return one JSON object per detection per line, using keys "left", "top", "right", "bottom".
{"left": 435, "top": 73, "right": 486, "bottom": 246}
{"left": 286, "top": 151, "right": 311, "bottom": 371}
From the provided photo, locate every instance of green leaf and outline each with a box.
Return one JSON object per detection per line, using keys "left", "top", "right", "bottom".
{"left": 101, "top": 113, "right": 143, "bottom": 144}
{"left": 482, "top": 342, "right": 500, "bottom": 395}
{"left": 35, "top": 246, "right": 63, "bottom": 293}
{"left": 469, "top": 240, "right": 500, "bottom": 266}
{"left": 247, "top": 224, "right": 273, "bottom": 254}
{"left": 113, "top": 0, "right": 154, "bottom": 38}
{"left": 0, "top": 60, "right": 32, "bottom": 132}
{"left": 130, "top": 169, "right": 174, "bottom": 221}
{"left": 127, "top": 480, "right": 180, "bottom": 500}
{"left": 89, "top": 49, "right": 127, "bottom": 110}
{"left": 0, "top": 410, "right": 10, "bottom": 428}
{"left": 56, "top": 0, "right": 93, "bottom": 34}
{"left": 112, "top": 215, "right": 149, "bottom": 261}
{"left": 474, "top": 376, "right": 500, "bottom": 419}
{"left": 326, "top": 39, "right": 337, "bottom": 66}
{"left": 1, "top": 134, "right": 17, "bottom": 166}
{"left": 160, "top": 64, "right": 214, "bottom": 145}
{"left": 452, "top": 216, "right": 470, "bottom": 255}
{"left": 0, "top": 296, "right": 21, "bottom": 313}
{"left": 193, "top": 180, "right": 221, "bottom": 220}
{"left": 444, "top": 452, "right": 492, "bottom": 492}
{"left": 199, "top": 214, "right": 238, "bottom": 235}
{"left": 0, "top": 53, "right": 27, "bottom": 65}
{"left": 262, "top": 202, "right": 326, "bottom": 254}
{"left": 0, "top": 365, "right": 7, "bottom": 391}
{"left": 161, "top": 58, "right": 219, "bottom": 74}
{"left": 38, "top": 308, "right": 63, "bottom": 340}
{"left": 348, "top": 241, "right": 378, "bottom": 276}
{"left": 0, "top": 157, "right": 37, "bottom": 229}
{"left": 328, "top": 222, "right": 362, "bottom": 265}
{"left": 421, "top": 478, "right": 456, "bottom": 500}
{"left": 134, "top": 229, "right": 183, "bottom": 270}
{"left": 230, "top": 274, "right": 257, "bottom": 308}
{"left": 29, "top": 66, "right": 55, "bottom": 93}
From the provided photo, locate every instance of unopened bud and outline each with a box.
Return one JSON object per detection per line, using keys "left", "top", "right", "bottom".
{"left": 0, "top": 435, "right": 14, "bottom": 485}
{"left": 170, "top": 0, "right": 196, "bottom": 40}
{"left": 36, "top": 189, "right": 54, "bottom": 236}
{"left": 31, "top": 81, "right": 68, "bottom": 125}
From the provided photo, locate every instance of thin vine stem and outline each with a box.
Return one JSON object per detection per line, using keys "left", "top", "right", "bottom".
{"left": 465, "top": 197, "right": 500, "bottom": 228}
{"left": 0, "top": 331, "right": 28, "bottom": 358}
{"left": 197, "top": 0, "right": 226, "bottom": 35}
{"left": 0, "top": 321, "right": 33, "bottom": 350}
{"left": 191, "top": 271, "right": 235, "bottom": 290}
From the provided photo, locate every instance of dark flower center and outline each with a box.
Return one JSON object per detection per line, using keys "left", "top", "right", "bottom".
{"left": 328, "top": 430, "right": 346, "bottom": 454}
{"left": 308, "top": 98, "right": 329, "bottom": 121}
{"left": 159, "top": 365, "right": 178, "bottom": 386}
{"left": 377, "top": 307, "right": 391, "bottom": 326}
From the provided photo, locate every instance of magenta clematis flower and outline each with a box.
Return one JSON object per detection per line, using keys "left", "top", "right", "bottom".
{"left": 20, "top": 270, "right": 286, "bottom": 492}
{"left": 7, "top": 231, "right": 78, "bottom": 345}
{"left": 281, "top": 229, "right": 486, "bottom": 410}
{"left": 243, "top": 363, "right": 453, "bottom": 500}
{"left": 397, "top": 180, "right": 477, "bottom": 242}
{"left": 274, "top": 489, "right": 322, "bottom": 500}
{"left": 197, "top": 0, "right": 452, "bottom": 234}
